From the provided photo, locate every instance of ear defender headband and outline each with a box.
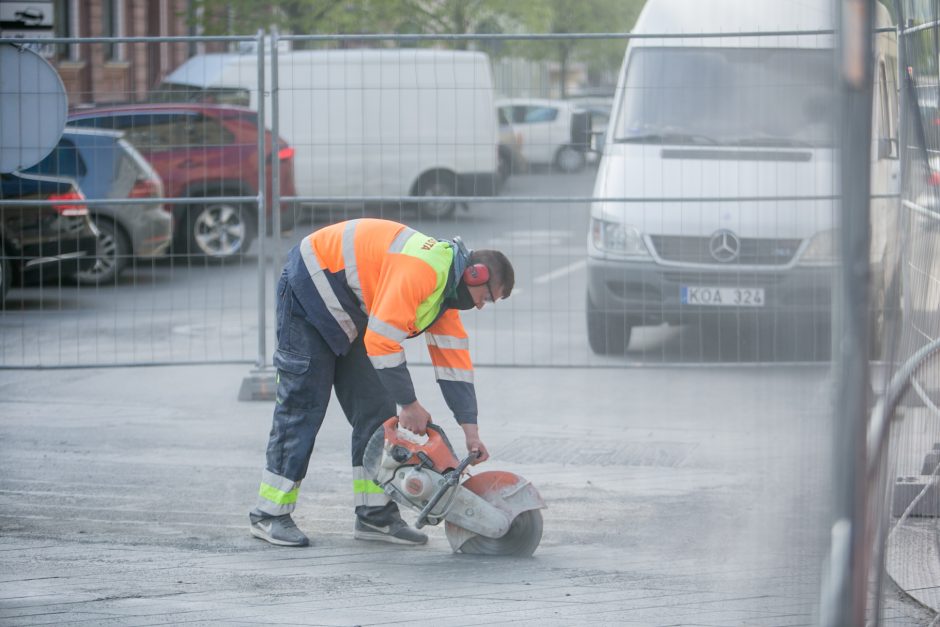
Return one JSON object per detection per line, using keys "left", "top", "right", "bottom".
{"left": 453, "top": 236, "right": 490, "bottom": 287}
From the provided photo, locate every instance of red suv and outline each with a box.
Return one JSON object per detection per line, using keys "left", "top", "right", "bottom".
{"left": 69, "top": 104, "right": 297, "bottom": 259}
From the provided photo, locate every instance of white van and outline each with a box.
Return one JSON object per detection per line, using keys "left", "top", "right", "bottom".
{"left": 159, "top": 49, "right": 499, "bottom": 218}
{"left": 586, "top": 0, "right": 899, "bottom": 354}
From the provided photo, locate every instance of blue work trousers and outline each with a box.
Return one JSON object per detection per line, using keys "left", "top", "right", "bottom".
{"left": 259, "top": 270, "right": 397, "bottom": 519}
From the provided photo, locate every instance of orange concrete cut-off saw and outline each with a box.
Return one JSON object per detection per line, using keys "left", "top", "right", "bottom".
{"left": 363, "top": 417, "right": 545, "bottom": 556}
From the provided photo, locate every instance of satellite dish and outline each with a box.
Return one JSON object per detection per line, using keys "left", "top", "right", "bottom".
{"left": 0, "top": 43, "right": 68, "bottom": 173}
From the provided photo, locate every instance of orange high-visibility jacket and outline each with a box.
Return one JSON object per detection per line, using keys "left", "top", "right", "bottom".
{"left": 284, "top": 218, "right": 477, "bottom": 423}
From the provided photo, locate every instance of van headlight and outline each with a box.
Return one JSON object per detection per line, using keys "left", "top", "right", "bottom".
{"left": 799, "top": 229, "right": 839, "bottom": 263}
{"left": 590, "top": 218, "right": 650, "bottom": 256}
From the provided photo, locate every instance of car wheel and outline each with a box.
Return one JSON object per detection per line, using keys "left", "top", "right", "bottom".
{"left": 555, "top": 145, "right": 586, "bottom": 173}
{"left": 186, "top": 202, "right": 255, "bottom": 259}
{"left": 586, "top": 295, "right": 633, "bottom": 355}
{"left": 73, "top": 218, "right": 128, "bottom": 286}
{"left": 415, "top": 173, "right": 457, "bottom": 219}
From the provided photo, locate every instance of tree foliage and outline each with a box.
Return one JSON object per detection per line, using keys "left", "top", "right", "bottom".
{"left": 502, "top": 0, "right": 645, "bottom": 96}
{"left": 188, "top": 0, "right": 647, "bottom": 92}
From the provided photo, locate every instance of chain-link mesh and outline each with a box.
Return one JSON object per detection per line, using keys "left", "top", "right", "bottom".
{"left": 1, "top": 10, "right": 938, "bottom": 622}
{"left": 873, "top": 2, "right": 940, "bottom": 620}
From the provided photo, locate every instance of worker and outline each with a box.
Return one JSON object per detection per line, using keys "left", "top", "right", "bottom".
{"left": 249, "top": 218, "right": 514, "bottom": 547}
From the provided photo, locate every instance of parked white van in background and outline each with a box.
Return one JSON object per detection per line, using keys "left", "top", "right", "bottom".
{"left": 587, "top": 0, "right": 899, "bottom": 355}
{"left": 159, "top": 49, "right": 499, "bottom": 218}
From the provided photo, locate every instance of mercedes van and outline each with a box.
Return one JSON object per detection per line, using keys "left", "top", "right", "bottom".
{"left": 159, "top": 49, "right": 499, "bottom": 219}
{"left": 586, "top": 0, "right": 898, "bottom": 354}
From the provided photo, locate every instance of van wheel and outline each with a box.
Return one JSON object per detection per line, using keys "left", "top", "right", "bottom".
{"left": 586, "top": 295, "right": 633, "bottom": 355}
{"left": 415, "top": 173, "right": 457, "bottom": 219}
{"left": 185, "top": 201, "right": 255, "bottom": 259}
{"left": 497, "top": 148, "right": 512, "bottom": 186}
{"left": 555, "top": 146, "right": 585, "bottom": 173}
{"left": 73, "top": 218, "right": 129, "bottom": 285}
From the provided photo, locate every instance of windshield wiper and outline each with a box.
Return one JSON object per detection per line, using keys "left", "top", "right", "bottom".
{"left": 614, "top": 132, "right": 719, "bottom": 145}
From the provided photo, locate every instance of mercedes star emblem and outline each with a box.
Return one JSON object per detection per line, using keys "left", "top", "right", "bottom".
{"left": 708, "top": 229, "right": 741, "bottom": 263}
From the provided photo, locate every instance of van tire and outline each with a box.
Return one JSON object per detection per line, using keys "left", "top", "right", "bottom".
{"left": 73, "top": 218, "right": 129, "bottom": 286}
{"left": 414, "top": 172, "right": 458, "bottom": 219}
{"left": 497, "top": 147, "right": 512, "bottom": 186}
{"left": 183, "top": 200, "right": 255, "bottom": 259}
{"left": 586, "top": 295, "right": 633, "bottom": 355}
{"left": 555, "top": 146, "right": 585, "bottom": 173}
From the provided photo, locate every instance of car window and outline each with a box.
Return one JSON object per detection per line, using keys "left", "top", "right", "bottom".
{"left": 522, "top": 107, "right": 559, "bottom": 123}
{"left": 75, "top": 113, "right": 237, "bottom": 150}
{"left": 508, "top": 106, "right": 527, "bottom": 124}
{"left": 498, "top": 108, "right": 510, "bottom": 126}
{"left": 149, "top": 83, "right": 251, "bottom": 107}
{"left": 23, "top": 138, "right": 86, "bottom": 178}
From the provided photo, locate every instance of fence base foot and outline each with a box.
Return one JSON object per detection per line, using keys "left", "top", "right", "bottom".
{"left": 239, "top": 368, "right": 277, "bottom": 402}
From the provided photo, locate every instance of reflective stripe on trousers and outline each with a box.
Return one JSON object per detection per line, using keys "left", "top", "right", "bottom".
{"left": 256, "top": 469, "right": 301, "bottom": 516}
{"left": 353, "top": 466, "right": 390, "bottom": 507}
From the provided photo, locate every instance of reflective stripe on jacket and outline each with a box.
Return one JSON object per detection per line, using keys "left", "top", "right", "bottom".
{"left": 284, "top": 218, "right": 477, "bottom": 423}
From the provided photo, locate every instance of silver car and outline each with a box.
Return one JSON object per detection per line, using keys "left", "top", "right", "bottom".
{"left": 23, "top": 127, "right": 172, "bottom": 285}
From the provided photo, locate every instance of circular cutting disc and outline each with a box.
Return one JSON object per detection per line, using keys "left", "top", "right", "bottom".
{"left": 0, "top": 43, "right": 68, "bottom": 173}
{"left": 450, "top": 508, "right": 544, "bottom": 557}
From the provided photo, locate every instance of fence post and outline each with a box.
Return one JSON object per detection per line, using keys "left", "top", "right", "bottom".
{"left": 238, "top": 29, "right": 275, "bottom": 401}
{"left": 271, "top": 28, "right": 283, "bottom": 308}
{"left": 820, "top": 1, "right": 876, "bottom": 625}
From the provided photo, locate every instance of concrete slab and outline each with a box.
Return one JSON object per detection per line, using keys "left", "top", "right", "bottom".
{"left": 0, "top": 364, "right": 935, "bottom": 625}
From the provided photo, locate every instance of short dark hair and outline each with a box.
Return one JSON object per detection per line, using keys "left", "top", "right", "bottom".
{"left": 469, "top": 250, "right": 514, "bottom": 297}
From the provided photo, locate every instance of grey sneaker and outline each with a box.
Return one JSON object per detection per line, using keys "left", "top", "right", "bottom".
{"left": 249, "top": 512, "right": 309, "bottom": 547}
{"left": 354, "top": 518, "right": 428, "bottom": 545}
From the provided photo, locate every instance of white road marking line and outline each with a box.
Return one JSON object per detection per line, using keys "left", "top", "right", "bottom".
{"left": 533, "top": 259, "right": 587, "bottom": 285}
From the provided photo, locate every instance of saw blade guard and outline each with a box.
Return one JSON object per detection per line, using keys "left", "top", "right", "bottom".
{"left": 444, "top": 470, "right": 546, "bottom": 557}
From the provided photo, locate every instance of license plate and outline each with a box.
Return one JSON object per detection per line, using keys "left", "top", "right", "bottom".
{"left": 681, "top": 286, "right": 765, "bottom": 307}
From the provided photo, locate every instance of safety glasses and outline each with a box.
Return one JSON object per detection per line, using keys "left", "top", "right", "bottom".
{"left": 485, "top": 281, "right": 497, "bottom": 303}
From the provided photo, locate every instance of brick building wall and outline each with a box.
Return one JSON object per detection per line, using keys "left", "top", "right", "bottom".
{"left": 49, "top": 0, "right": 227, "bottom": 107}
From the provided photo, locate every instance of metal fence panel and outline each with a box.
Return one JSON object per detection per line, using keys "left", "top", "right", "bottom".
{"left": 1, "top": 33, "right": 269, "bottom": 368}
{"left": 3, "top": 20, "right": 939, "bottom": 623}
{"left": 875, "top": 2, "right": 940, "bottom": 620}
{"left": 2, "top": 29, "right": 858, "bottom": 371}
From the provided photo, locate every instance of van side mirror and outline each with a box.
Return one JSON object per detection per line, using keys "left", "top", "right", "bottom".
{"left": 590, "top": 130, "right": 606, "bottom": 153}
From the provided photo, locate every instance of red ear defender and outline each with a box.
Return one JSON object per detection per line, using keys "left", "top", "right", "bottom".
{"left": 462, "top": 263, "right": 490, "bottom": 286}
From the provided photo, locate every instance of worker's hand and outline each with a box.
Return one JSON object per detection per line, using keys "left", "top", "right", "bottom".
{"left": 398, "top": 400, "right": 432, "bottom": 435}
{"left": 460, "top": 423, "right": 489, "bottom": 464}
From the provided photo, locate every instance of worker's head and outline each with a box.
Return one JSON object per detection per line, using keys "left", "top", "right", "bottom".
{"left": 453, "top": 249, "right": 514, "bottom": 310}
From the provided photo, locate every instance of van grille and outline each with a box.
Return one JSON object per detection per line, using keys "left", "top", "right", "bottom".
{"left": 649, "top": 235, "right": 801, "bottom": 266}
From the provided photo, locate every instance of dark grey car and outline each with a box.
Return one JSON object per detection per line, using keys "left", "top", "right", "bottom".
{"left": 23, "top": 128, "right": 172, "bottom": 285}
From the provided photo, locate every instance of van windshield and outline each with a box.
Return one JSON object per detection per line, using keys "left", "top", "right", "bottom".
{"left": 613, "top": 47, "right": 836, "bottom": 148}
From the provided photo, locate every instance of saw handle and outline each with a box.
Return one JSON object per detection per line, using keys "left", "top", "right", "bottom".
{"left": 414, "top": 450, "right": 481, "bottom": 529}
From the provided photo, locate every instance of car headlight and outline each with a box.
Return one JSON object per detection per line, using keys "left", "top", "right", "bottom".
{"left": 590, "top": 217, "right": 650, "bottom": 256}
{"left": 800, "top": 229, "right": 839, "bottom": 263}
